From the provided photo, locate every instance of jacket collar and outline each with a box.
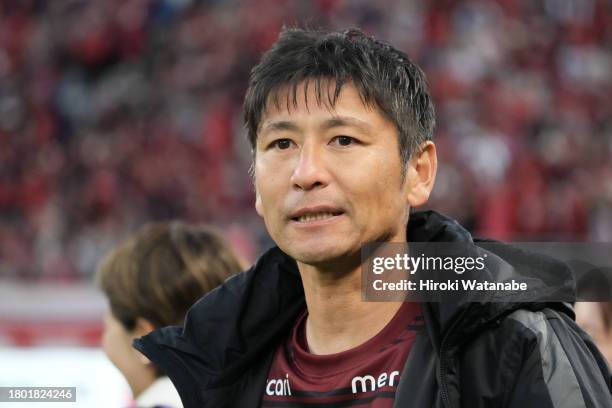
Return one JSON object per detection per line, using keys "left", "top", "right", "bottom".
{"left": 408, "top": 212, "right": 575, "bottom": 349}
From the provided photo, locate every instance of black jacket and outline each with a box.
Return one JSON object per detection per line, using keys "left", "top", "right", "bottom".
{"left": 135, "top": 211, "right": 612, "bottom": 408}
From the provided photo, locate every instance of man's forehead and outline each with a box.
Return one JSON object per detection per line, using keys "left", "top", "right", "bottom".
{"left": 260, "top": 115, "right": 374, "bottom": 137}
{"left": 259, "top": 79, "right": 375, "bottom": 128}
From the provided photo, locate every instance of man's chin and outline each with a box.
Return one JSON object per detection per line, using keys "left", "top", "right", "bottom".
{"left": 286, "top": 245, "right": 361, "bottom": 271}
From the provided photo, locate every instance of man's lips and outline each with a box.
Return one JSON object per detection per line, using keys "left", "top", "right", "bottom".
{"left": 289, "top": 205, "right": 345, "bottom": 223}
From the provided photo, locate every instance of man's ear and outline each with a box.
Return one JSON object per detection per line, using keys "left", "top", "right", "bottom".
{"left": 251, "top": 159, "right": 265, "bottom": 218}
{"left": 404, "top": 141, "right": 437, "bottom": 207}
{"left": 255, "top": 188, "right": 264, "bottom": 217}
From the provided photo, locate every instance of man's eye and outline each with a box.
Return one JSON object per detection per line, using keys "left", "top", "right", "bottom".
{"left": 272, "top": 139, "right": 292, "bottom": 150}
{"left": 332, "top": 136, "right": 355, "bottom": 146}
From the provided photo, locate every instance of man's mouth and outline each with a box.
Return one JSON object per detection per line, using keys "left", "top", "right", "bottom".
{"left": 293, "top": 211, "right": 343, "bottom": 223}
{"left": 290, "top": 206, "right": 345, "bottom": 223}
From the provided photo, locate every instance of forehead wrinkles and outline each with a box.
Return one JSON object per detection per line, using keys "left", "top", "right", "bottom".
{"left": 259, "top": 78, "right": 375, "bottom": 128}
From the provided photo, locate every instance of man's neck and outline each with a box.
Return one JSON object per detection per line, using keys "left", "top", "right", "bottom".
{"left": 297, "top": 261, "right": 403, "bottom": 355}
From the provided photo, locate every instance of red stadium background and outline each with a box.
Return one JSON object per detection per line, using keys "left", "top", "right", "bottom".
{"left": 0, "top": 1, "right": 610, "bottom": 404}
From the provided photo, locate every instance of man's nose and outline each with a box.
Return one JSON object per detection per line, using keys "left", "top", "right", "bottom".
{"left": 290, "top": 143, "right": 329, "bottom": 191}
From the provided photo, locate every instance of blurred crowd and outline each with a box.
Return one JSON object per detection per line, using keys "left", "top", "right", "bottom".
{"left": 1, "top": 0, "right": 611, "bottom": 281}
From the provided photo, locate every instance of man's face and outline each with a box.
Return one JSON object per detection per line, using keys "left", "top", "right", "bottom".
{"left": 254, "top": 81, "right": 412, "bottom": 267}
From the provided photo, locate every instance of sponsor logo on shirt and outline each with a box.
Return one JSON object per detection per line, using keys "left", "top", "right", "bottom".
{"left": 351, "top": 371, "right": 400, "bottom": 394}
{"left": 266, "top": 373, "right": 292, "bottom": 396}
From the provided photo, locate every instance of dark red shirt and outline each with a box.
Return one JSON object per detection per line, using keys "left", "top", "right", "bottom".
{"left": 261, "top": 302, "right": 423, "bottom": 407}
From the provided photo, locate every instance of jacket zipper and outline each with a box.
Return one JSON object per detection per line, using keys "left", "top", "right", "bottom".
{"left": 437, "top": 307, "right": 511, "bottom": 408}
{"left": 437, "top": 319, "right": 460, "bottom": 408}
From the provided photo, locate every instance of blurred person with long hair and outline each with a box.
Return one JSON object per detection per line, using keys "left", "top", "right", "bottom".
{"left": 96, "top": 222, "right": 243, "bottom": 408}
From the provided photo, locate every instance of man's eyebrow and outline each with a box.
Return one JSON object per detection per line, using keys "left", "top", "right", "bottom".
{"left": 323, "top": 116, "right": 372, "bottom": 133}
{"left": 261, "top": 121, "right": 300, "bottom": 135}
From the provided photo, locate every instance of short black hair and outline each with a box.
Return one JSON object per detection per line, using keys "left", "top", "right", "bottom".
{"left": 243, "top": 27, "right": 435, "bottom": 165}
